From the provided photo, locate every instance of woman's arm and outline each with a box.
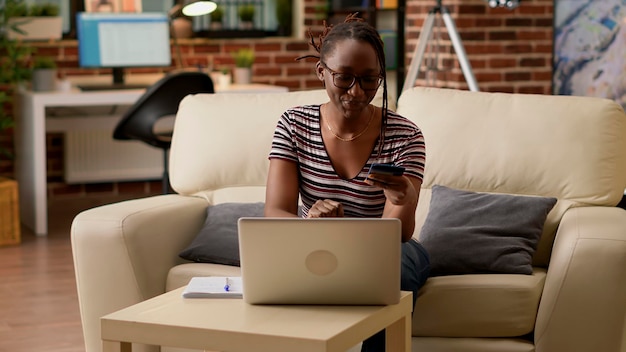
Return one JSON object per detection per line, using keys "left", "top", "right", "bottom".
{"left": 265, "top": 158, "right": 301, "bottom": 217}
{"left": 385, "top": 176, "right": 421, "bottom": 242}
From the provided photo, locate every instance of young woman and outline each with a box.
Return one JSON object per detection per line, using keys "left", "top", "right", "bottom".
{"left": 264, "top": 14, "right": 430, "bottom": 352}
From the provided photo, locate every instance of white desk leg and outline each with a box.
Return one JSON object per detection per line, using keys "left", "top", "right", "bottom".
{"left": 15, "top": 93, "right": 48, "bottom": 236}
{"left": 385, "top": 312, "right": 411, "bottom": 352}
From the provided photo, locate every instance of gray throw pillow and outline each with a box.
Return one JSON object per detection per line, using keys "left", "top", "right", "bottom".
{"left": 419, "top": 185, "right": 557, "bottom": 276}
{"left": 179, "top": 202, "right": 265, "bottom": 266}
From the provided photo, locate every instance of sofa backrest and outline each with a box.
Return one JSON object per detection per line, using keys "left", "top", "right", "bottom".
{"left": 170, "top": 89, "right": 323, "bottom": 203}
{"left": 171, "top": 86, "right": 626, "bottom": 267}
{"left": 396, "top": 87, "right": 626, "bottom": 266}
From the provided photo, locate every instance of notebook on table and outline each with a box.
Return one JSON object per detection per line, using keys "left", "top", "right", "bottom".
{"left": 237, "top": 217, "right": 401, "bottom": 305}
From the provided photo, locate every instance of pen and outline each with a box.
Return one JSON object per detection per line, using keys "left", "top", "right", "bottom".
{"left": 224, "top": 277, "right": 230, "bottom": 292}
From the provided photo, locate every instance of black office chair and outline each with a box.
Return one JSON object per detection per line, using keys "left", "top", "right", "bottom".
{"left": 113, "top": 71, "right": 215, "bottom": 194}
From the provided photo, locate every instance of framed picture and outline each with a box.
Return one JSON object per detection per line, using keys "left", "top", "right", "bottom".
{"left": 553, "top": 1, "right": 626, "bottom": 110}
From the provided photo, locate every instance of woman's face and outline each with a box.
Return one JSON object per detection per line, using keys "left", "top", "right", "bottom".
{"left": 317, "top": 38, "right": 381, "bottom": 120}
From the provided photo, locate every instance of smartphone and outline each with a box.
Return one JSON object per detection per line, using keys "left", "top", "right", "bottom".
{"left": 367, "top": 163, "right": 405, "bottom": 177}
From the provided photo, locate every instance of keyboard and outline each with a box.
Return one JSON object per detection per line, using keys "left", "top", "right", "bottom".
{"left": 77, "top": 84, "right": 151, "bottom": 91}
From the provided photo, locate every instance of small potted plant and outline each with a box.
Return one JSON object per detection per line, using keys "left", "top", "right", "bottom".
{"left": 7, "top": 2, "right": 62, "bottom": 41}
{"left": 210, "top": 5, "right": 225, "bottom": 30}
{"left": 29, "top": 2, "right": 59, "bottom": 16}
{"left": 31, "top": 56, "right": 57, "bottom": 91}
{"left": 237, "top": 4, "right": 255, "bottom": 30}
{"left": 233, "top": 48, "right": 255, "bottom": 68}
{"left": 232, "top": 49, "right": 255, "bottom": 84}
{"left": 210, "top": 67, "right": 231, "bottom": 88}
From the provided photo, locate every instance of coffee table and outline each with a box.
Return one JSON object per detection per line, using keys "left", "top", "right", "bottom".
{"left": 101, "top": 287, "right": 412, "bottom": 352}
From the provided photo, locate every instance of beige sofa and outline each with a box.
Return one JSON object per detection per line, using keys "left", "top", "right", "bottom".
{"left": 71, "top": 87, "right": 626, "bottom": 352}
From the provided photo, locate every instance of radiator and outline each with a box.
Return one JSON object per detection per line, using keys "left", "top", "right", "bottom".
{"left": 62, "top": 116, "right": 164, "bottom": 184}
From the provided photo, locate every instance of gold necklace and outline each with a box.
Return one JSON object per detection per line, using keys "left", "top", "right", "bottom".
{"left": 324, "top": 105, "right": 375, "bottom": 142}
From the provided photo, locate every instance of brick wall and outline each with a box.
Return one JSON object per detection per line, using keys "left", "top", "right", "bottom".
{"left": 1, "top": 0, "right": 554, "bottom": 197}
{"left": 405, "top": 0, "right": 554, "bottom": 93}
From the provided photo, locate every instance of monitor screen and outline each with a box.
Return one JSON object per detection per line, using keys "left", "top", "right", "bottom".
{"left": 76, "top": 12, "right": 172, "bottom": 85}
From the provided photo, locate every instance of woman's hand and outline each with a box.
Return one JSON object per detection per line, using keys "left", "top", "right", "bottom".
{"left": 307, "top": 199, "right": 344, "bottom": 218}
{"left": 366, "top": 174, "right": 422, "bottom": 242}
{"left": 365, "top": 174, "right": 417, "bottom": 206}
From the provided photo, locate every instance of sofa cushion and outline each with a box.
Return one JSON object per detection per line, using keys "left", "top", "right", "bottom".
{"left": 178, "top": 202, "right": 264, "bottom": 266}
{"left": 412, "top": 268, "right": 547, "bottom": 337}
{"left": 420, "top": 185, "right": 557, "bottom": 276}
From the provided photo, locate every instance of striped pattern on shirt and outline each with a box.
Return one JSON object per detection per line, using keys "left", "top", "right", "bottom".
{"left": 269, "top": 104, "right": 426, "bottom": 218}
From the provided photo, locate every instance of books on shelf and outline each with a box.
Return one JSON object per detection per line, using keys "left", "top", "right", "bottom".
{"left": 376, "top": 0, "right": 397, "bottom": 9}
{"left": 182, "top": 276, "right": 243, "bottom": 298}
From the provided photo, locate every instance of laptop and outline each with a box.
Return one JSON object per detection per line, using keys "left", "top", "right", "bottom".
{"left": 237, "top": 217, "right": 401, "bottom": 305}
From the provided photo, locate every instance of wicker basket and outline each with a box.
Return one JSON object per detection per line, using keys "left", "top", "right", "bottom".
{"left": 0, "top": 177, "right": 21, "bottom": 246}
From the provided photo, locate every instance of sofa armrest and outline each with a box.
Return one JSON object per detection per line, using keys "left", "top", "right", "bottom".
{"left": 71, "top": 194, "right": 208, "bottom": 352}
{"left": 535, "top": 206, "right": 626, "bottom": 352}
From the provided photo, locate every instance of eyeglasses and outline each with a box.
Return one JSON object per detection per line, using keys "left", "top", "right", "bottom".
{"left": 321, "top": 62, "right": 383, "bottom": 91}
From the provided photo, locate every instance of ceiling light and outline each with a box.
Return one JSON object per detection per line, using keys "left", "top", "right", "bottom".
{"left": 182, "top": 0, "right": 217, "bottom": 17}
{"left": 487, "top": 0, "right": 520, "bottom": 10}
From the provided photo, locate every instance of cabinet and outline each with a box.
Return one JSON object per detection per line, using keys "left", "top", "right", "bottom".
{"left": 326, "top": 0, "right": 407, "bottom": 97}
{"left": 0, "top": 177, "right": 20, "bottom": 246}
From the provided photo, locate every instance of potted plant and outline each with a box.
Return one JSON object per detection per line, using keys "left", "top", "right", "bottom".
{"left": 0, "top": 0, "right": 33, "bottom": 245}
{"left": 1, "top": 0, "right": 34, "bottom": 154}
{"left": 232, "top": 49, "right": 254, "bottom": 84}
{"left": 209, "top": 67, "right": 231, "bottom": 88}
{"left": 210, "top": 5, "right": 225, "bottom": 30}
{"left": 237, "top": 4, "right": 255, "bottom": 30}
{"left": 31, "top": 56, "right": 57, "bottom": 91}
{"left": 7, "top": 2, "right": 62, "bottom": 41}
{"left": 233, "top": 48, "right": 255, "bottom": 68}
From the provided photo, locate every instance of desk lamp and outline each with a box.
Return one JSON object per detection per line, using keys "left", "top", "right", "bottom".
{"left": 169, "top": 0, "right": 217, "bottom": 68}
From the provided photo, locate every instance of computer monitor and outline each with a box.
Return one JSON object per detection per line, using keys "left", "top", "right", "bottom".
{"left": 76, "top": 12, "right": 172, "bottom": 87}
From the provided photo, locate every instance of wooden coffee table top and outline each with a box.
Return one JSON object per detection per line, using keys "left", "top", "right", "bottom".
{"left": 101, "top": 287, "right": 412, "bottom": 352}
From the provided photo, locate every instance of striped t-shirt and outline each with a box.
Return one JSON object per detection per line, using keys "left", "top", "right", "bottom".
{"left": 269, "top": 104, "right": 426, "bottom": 218}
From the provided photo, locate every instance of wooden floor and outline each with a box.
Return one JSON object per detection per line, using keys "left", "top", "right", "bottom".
{"left": 0, "top": 195, "right": 150, "bottom": 352}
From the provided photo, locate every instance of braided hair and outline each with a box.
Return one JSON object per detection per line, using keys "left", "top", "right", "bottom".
{"left": 298, "top": 14, "right": 389, "bottom": 155}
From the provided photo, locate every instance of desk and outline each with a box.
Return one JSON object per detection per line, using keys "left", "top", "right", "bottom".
{"left": 101, "top": 287, "right": 412, "bottom": 352}
{"left": 15, "top": 80, "right": 288, "bottom": 236}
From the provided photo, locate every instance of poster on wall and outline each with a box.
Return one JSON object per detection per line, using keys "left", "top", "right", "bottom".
{"left": 553, "top": 0, "right": 625, "bottom": 110}
{"left": 84, "top": 0, "right": 142, "bottom": 13}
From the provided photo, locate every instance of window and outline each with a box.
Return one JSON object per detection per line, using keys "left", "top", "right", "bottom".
{"left": 190, "top": 0, "right": 286, "bottom": 37}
